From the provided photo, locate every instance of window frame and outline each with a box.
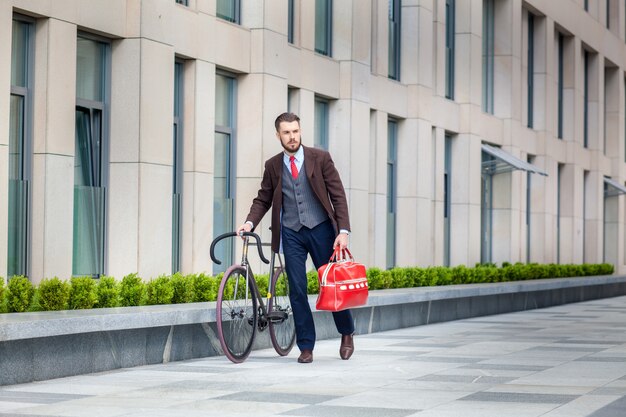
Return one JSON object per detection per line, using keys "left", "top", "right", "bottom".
{"left": 172, "top": 60, "right": 184, "bottom": 273}
{"left": 216, "top": 0, "right": 241, "bottom": 24}
{"left": 527, "top": 12, "right": 535, "bottom": 128}
{"left": 315, "top": 0, "right": 333, "bottom": 56}
{"left": 73, "top": 32, "right": 111, "bottom": 278}
{"left": 386, "top": 118, "right": 398, "bottom": 269}
{"left": 444, "top": 134, "right": 452, "bottom": 266}
{"left": 8, "top": 14, "right": 35, "bottom": 279}
{"left": 388, "top": 0, "right": 402, "bottom": 81}
{"left": 288, "top": 0, "right": 295, "bottom": 44}
{"left": 557, "top": 32, "right": 564, "bottom": 139}
{"left": 482, "top": 0, "right": 495, "bottom": 114}
{"left": 445, "top": 0, "right": 455, "bottom": 99}
{"left": 213, "top": 70, "right": 238, "bottom": 273}
{"left": 314, "top": 96, "right": 330, "bottom": 151}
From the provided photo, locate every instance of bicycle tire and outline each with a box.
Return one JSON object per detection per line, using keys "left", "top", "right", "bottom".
{"left": 216, "top": 265, "right": 258, "bottom": 363}
{"left": 269, "top": 266, "right": 296, "bottom": 356}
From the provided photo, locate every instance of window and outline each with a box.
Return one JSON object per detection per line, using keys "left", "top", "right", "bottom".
{"left": 73, "top": 35, "right": 110, "bottom": 277}
{"left": 445, "top": 0, "right": 455, "bottom": 99}
{"left": 287, "top": 87, "right": 299, "bottom": 114}
{"left": 526, "top": 157, "right": 533, "bottom": 263}
{"left": 482, "top": 0, "right": 495, "bottom": 114}
{"left": 386, "top": 119, "right": 398, "bottom": 269}
{"left": 8, "top": 17, "right": 34, "bottom": 279}
{"left": 584, "top": 0, "right": 589, "bottom": 11}
{"left": 527, "top": 12, "right": 535, "bottom": 128}
{"left": 444, "top": 135, "right": 452, "bottom": 266}
{"left": 480, "top": 150, "right": 494, "bottom": 263}
{"left": 388, "top": 0, "right": 401, "bottom": 80}
{"left": 557, "top": 32, "right": 564, "bottom": 139}
{"left": 214, "top": 72, "right": 237, "bottom": 273}
{"left": 175, "top": 0, "right": 189, "bottom": 6}
{"left": 583, "top": 50, "right": 591, "bottom": 148}
{"left": 314, "top": 97, "right": 329, "bottom": 150}
{"left": 315, "top": 0, "right": 332, "bottom": 56}
{"left": 288, "top": 0, "right": 295, "bottom": 44}
{"left": 172, "top": 61, "right": 184, "bottom": 273}
{"left": 557, "top": 163, "right": 564, "bottom": 264}
{"left": 217, "top": 0, "right": 240, "bottom": 24}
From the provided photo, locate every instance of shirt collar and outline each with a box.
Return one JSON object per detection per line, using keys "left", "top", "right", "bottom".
{"left": 284, "top": 145, "right": 304, "bottom": 162}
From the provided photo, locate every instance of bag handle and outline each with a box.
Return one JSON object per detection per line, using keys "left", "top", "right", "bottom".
{"left": 319, "top": 247, "right": 355, "bottom": 286}
{"left": 328, "top": 247, "right": 354, "bottom": 263}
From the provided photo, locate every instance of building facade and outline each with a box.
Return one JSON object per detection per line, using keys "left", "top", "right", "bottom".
{"left": 2, "top": 0, "right": 626, "bottom": 284}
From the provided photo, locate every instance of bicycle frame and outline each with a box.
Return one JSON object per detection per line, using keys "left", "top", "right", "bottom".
{"left": 211, "top": 231, "right": 295, "bottom": 362}
{"left": 212, "top": 231, "right": 284, "bottom": 329}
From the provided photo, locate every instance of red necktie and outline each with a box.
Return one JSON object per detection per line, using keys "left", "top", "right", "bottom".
{"left": 289, "top": 155, "right": 298, "bottom": 179}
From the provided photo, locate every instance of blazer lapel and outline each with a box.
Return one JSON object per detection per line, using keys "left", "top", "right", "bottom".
{"left": 303, "top": 146, "right": 316, "bottom": 181}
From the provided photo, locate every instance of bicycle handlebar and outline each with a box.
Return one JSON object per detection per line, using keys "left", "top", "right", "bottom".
{"left": 209, "top": 231, "right": 270, "bottom": 265}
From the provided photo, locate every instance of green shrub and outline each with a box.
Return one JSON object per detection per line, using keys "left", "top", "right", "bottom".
{"left": 404, "top": 267, "right": 425, "bottom": 287}
{"left": 37, "top": 277, "right": 70, "bottom": 311}
{"left": 145, "top": 275, "right": 173, "bottom": 305}
{"left": 119, "top": 273, "right": 145, "bottom": 306}
{"left": 599, "top": 263, "right": 614, "bottom": 275}
{"left": 450, "top": 265, "right": 470, "bottom": 284}
{"left": 307, "top": 270, "right": 319, "bottom": 294}
{"left": 390, "top": 268, "right": 410, "bottom": 289}
{"left": 255, "top": 274, "right": 270, "bottom": 294}
{"left": 0, "top": 277, "right": 6, "bottom": 313}
{"left": 69, "top": 277, "right": 98, "bottom": 309}
{"left": 366, "top": 267, "right": 382, "bottom": 290}
{"left": 96, "top": 276, "right": 119, "bottom": 308}
{"left": 7, "top": 275, "right": 34, "bottom": 313}
{"left": 193, "top": 273, "right": 217, "bottom": 302}
{"left": 432, "top": 267, "right": 452, "bottom": 286}
{"left": 171, "top": 273, "right": 194, "bottom": 304}
{"left": 0, "top": 277, "right": 5, "bottom": 312}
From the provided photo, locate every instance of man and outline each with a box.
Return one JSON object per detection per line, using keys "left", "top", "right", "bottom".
{"left": 236, "top": 112, "right": 355, "bottom": 364}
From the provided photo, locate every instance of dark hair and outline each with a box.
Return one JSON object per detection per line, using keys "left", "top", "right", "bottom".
{"left": 274, "top": 112, "right": 300, "bottom": 131}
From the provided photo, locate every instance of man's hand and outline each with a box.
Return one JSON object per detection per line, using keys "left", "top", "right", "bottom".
{"left": 236, "top": 222, "right": 252, "bottom": 239}
{"left": 333, "top": 232, "right": 349, "bottom": 251}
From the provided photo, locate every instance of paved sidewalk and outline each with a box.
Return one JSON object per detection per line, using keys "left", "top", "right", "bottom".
{"left": 1, "top": 296, "right": 625, "bottom": 417}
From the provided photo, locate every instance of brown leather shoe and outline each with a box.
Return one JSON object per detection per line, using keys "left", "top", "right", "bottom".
{"left": 297, "top": 349, "right": 313, "bottom": 363}
{"left": 339, "top": 334, "right": 354, "bottom": 360}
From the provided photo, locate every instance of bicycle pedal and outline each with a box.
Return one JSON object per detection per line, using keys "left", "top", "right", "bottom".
{"left": 266, "top": 311, "right": 288, "bottom": 322}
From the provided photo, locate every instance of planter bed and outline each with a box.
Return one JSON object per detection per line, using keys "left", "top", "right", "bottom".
{"left": 1, "top": 275, "right": 625, "bottom": 385}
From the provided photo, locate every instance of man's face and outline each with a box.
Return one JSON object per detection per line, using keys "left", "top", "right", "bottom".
{"left": 276, "top": 120, "right": 301, "bottom": 154}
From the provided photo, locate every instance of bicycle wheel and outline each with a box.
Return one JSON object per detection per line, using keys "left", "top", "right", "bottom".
{"left": 268, "top": 266, "right": 296, "bottom": 356}
{"left": 216, "top": 265, "right": 258, "bottom": 363}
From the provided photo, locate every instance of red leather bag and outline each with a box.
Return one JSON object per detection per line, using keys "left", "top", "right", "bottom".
{"left": 316, "top": 248, "right": 369, "bottom": 312}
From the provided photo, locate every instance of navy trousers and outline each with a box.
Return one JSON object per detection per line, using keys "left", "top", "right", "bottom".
{"left": 281, "top": 220, "right": 355, "bottom": 351}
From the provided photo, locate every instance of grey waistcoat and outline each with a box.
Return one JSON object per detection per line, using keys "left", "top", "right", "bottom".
{"left": 281, "top": 162, "right": 329, "bottom": 232}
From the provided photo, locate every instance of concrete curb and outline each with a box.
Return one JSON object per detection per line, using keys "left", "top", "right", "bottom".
{"left": 1, "top": 275, "right": 625, "bottom": 385}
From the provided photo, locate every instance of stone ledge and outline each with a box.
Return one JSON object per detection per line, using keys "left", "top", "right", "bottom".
{"left": 2, "top": 275, "right": 623, "bottom": 343}
{"left": 1, "top": 275, "right": 626, "bottom": 385}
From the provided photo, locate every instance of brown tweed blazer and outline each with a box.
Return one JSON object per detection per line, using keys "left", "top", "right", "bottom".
{"left": 245, "top": 145, "right": 351, "bottom": 253}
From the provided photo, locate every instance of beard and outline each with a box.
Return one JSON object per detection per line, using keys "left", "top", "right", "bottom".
{"left": 281, "top": 139, "right": 301, "bottom": 154}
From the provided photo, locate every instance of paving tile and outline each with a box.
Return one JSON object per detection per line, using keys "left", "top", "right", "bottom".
{"left": 412, "top": 374, "right": 515, "bottom": 384}
{"left": 214, "top": 391, "right": 338, "bottom": 404}
{"left": 588, "top": 396, "right": 626, "bottom": 417}
{"left": 461, "top": 363, "right": 549, "bottom": 372}
{"left": 573, "top": 356, "right": 626, "bottom": 362}
{"left": 0, "top": 390, "right": 91, "bottom": 404}
{"left": 459, "top": 391, "right": 578, "bottom": 404}
{"left": 280, "top": 405, "right": 417, "bottom": 417}
{"left": 406, "top": 356, "right": 485, "bottom": 363}
{"left": 1, "top": 296, "right": 625, "bottom": 417}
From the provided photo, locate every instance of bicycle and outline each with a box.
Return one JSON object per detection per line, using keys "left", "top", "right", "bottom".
{"left": 210, "top": 231, "right": 296, "bottom": 363}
